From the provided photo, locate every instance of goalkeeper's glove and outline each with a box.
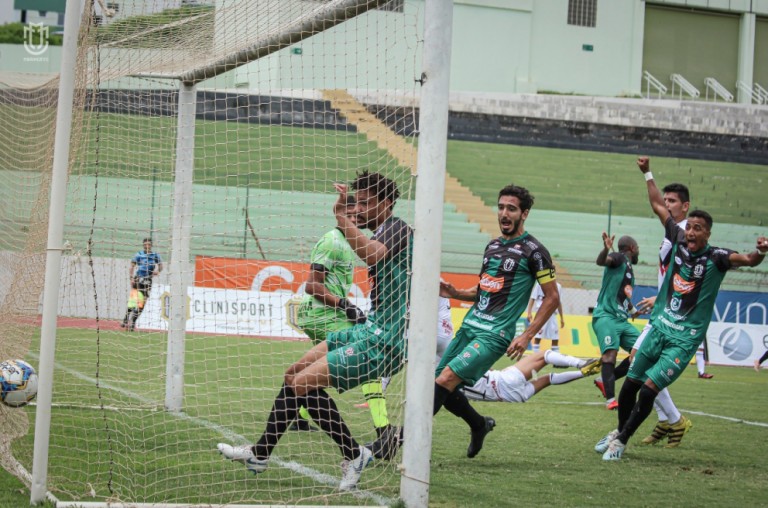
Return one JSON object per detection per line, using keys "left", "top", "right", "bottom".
{"left": 338, "top": 298, "right": 366, "bottom": 324}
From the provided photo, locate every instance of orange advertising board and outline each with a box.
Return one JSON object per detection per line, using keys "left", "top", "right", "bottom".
{"left": 195, "top": 256, "right": 479, "bottom": 307}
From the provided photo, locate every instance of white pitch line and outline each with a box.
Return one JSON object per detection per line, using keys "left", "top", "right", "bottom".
{"left": 27, "top": 353, "right": 394, "bottom": 506}
{"left": 550, "top": 400, "right": 768, "bottom": 427}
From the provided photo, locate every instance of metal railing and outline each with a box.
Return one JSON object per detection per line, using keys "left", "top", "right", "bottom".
{"left": 754, "top": 82, "right": 768, "bottom": 104}
{"left": 670, "top": 73, "right": 700, "bottom": 99}
{"left": 643, "top": 70, "right": 667, "bottom": 98}
{"left": 705, "top": 77, "right": 734, "bottom": 102}
{"left": 736, "top": 80, "right": 764, "bottom": 104}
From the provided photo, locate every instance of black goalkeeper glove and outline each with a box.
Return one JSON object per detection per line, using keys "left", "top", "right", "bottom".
{"left": 338, "top": 298, "right": 367, "bottom": 324}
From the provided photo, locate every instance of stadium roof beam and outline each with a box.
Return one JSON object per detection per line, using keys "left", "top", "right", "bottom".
{"left": 133, "top": 0, "right": 394, "bottom": 85}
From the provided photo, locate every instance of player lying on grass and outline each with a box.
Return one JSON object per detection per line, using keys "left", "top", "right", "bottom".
{"left": 461, "top": 350, "right": 601, "bottom": 403}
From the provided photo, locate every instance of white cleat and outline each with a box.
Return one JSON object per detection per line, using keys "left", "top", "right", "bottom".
{"left": 339, "top": 446, "right": 373, "bottom": 491}
{"left": 594, "top": 430, "right": 619, "bottom": 454}
{"left": 602, "top": 439, "right": 626, "bottom": 461}
{"left": 217, "top": 443, "right": 268, "bottom": 474}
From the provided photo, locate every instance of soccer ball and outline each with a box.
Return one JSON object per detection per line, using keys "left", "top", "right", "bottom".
{"left": 1, "top": 359, "right": 38, "bottom": 408}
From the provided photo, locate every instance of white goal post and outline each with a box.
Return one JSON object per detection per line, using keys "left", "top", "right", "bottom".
{"left": 22, "top": 0, "right": 453, "bottom": 506}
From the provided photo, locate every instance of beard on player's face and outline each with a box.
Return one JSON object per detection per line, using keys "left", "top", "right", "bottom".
{"left": 498, "top": 216, "right": 521, "bottom": 237}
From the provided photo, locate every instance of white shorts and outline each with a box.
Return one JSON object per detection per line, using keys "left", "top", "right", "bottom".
{"left": 535, "top": 315, "right": 559, "bottom": 340}
{"left": 633, "top": 323, "right": 653, "bottom": 352}
{"left": 435, "top": 298, "right": 454, "bottom": 364}
{"left": 462, "top": 366, "right": 535, "bottom": 403}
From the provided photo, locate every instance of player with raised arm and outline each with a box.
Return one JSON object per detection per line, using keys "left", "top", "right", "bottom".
{"left": 596, "top": 157, "right": 768, "bottom": 461}
{"left": 435, "top": 184, "right": 559, "bottom": 459}
{"left": 218, "top": 171, "right": 412, "bottom": 491}
{"left": 292, "top": 195, "right": 393, "bottom": 439}
{"left": 591, "top": 232, "right": 640, "bottom": 410}
{"left": 632, "top": 178, "right": 694, "bottom": 447}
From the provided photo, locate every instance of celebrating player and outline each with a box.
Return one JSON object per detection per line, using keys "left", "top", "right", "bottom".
{"left": 591, "top": 232, "right": 640, "bottom": 410}
{"left": 435, "top": 184, "right": 559, "bottom": 459}
{"left": 596, "top": 157, "right": 768, "bottom": 461}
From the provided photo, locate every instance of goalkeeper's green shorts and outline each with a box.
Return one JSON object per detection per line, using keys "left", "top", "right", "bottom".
{"left": 296, "top": 301, "right": 352, "bottom": 344}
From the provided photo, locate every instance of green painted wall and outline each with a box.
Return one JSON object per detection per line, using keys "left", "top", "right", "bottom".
{"left": 643, "top": 5, "right": 740, "bottom": 94}
{"left": 528, "top": 1, "right": 644, "bottom": 96}
{"left": 755, "top": 17, "right": 768, "bottom": 86}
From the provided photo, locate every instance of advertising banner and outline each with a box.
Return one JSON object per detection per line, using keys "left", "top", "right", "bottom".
{"left": 706, "top": 322, "right": 768, "bottom": 367}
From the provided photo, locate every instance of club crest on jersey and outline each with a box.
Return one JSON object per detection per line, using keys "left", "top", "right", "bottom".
{"left": 463, "top": 352, "right": 472, "bottom": 359}
{"left": 479, "top": 273, "right": 504, "bottom": 293}
{"left": 478, "top": 296, "right": 490, "bottom": 310}
{"left": 673, "top": 273, "right": 695, "bottom": 294}
{"left": 604, "top": 335, "right": 613, "bottom": 346}
{"left": 670, "top": 297, "right": 681, "bottom": 311}
{"left": 503, "top": 258, "right": 515, "bottom": 271}
{"left": 667, "top": 368, "right": 674, "bottom": 377}
{"left": 694, "top": 264, "right": 704, "bottom": 277}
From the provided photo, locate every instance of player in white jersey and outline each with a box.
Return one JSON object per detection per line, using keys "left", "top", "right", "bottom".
{"left": 435, "top": 296, "right": 454, "bottom": 364}
{"left": 462, "top": 350, "right": 601, "bottom": 403}
{"left": 526, "top": 282, "right": 565, "bottom": 352}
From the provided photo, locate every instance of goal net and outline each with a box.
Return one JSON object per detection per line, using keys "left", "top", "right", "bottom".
{"left": 1, "top": 0, "right": 426, "bottom": 505}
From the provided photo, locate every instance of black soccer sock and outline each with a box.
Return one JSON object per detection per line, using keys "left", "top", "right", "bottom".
{"left": 254, "top": 383, "right": 303, "bottom": 459}
{"left": 443, "top": 390, "right": 486, "bottom": 431}
{"left": 433, "top": 383, "right": 451, "bottom": 416}
{"left": 760, "top": 350, "right": 768, "bottom": 365}
{"left": 613, "top": 357, "right": 631, "bottom": 380}
{"left": 616, "top": 377, "right": 642, "bottom": 432}
{"left": 601, "top": 361, "right": 617, "bottom": 400}
{"left": 617, "top": 384, "right": 657, "bottom": 444}
{"left": 304, "top": 388, "right": 359, "bottom": 461}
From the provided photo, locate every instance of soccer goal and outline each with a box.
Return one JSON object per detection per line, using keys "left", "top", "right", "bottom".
{"left": 0, "top": 0, "right": 453, "bottom": 506}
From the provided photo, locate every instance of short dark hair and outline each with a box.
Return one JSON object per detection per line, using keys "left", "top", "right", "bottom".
{"left": 498, "top": 184, "right": 534, "bottom": 212}
{"left": 143, "top": 237, "right": 152, "bottom": 243}
{"left": 688, "top": 209, "right": 713, "bottom": 230}
{"left": 662, "top": 183, "right": 690, "bottom": 204}
{"left": 352, "top": 170, "right": 400, "bottom": 205}
{"left": 618, "top": 235, "right": 637, "bottom": 252}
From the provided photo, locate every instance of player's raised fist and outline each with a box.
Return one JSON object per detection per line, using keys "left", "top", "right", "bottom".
{"left": 636, "top": 156, "right": 650, "bottom": 173}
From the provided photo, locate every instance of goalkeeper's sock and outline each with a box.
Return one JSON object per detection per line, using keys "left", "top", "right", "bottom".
{"left": 361, "top": 380, "right": 389, "bottom": 429}
{"left": 617, "top": 378, "right": 643, "bottom": 433}
{"left": 304, "top": 388, "right": 359, "bottom": 461}
{"left": 255, "top": 382, "right": 302, "bottom": 459}
{"left": 298, "top": 406, "right": 311, "bottom": 421}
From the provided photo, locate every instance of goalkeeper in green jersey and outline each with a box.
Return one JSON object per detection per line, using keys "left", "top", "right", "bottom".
{"left": 291, "top": 195, "right": 392, "bottom": 439}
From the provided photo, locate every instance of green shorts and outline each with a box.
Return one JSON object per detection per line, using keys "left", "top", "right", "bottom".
{"left": 592, "top": 316, "right": 640, "bottom": 355}
{"left": 325, "top": 322, "right": 404, "bottom": 393}
{"left": 297, "top": 302, "right": 352, "bottom": 344}
{"left": 627, "top": 326, "right": 698, "bottom": 390}
{"left": 435, "top": 326, "right": 508, "bottom": 387}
